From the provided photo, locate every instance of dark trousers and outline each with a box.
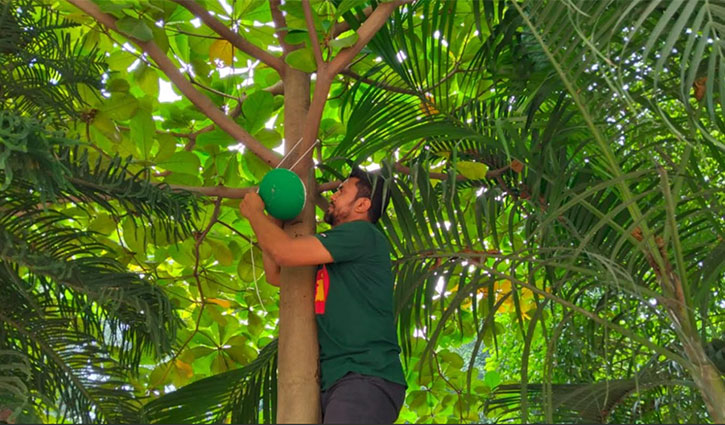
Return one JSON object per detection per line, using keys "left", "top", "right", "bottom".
{"left": 321, "top": 372, "right": 406, "bottom": 424}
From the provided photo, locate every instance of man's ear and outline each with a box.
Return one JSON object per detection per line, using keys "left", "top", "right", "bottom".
{"left": 354, "top": 197, "right": 372, "bottom": 214}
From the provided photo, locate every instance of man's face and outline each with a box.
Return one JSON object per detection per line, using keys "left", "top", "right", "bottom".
{"left": 324, "top": 177, "right": 362, "bottom": 226}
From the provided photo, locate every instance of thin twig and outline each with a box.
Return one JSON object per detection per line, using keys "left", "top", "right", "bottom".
{"left": 156, "top": 197, "right": 222, "bottom": 385}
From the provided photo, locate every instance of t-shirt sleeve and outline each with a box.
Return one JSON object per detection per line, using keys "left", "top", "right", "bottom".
{"left": 313, "top": 222, "right": 373, "bottom": 263}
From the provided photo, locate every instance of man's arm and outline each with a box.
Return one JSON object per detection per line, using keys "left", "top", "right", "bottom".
{"left": 261, "top": 218, "right": 282, "bottom": 286}
{"left": 262, "top": 250, "right": 281, "bottom": 286}
{"left": 240, "top": 192, "right": 334, "bottom": 268}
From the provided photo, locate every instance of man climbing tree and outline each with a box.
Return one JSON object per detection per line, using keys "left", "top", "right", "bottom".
{"left": 240, "top": 168, "right": 407, "bottom": 424}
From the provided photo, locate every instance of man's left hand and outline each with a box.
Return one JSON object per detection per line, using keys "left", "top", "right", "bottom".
{"left": 240, "top": 191, "right": 265, "bottom": 219}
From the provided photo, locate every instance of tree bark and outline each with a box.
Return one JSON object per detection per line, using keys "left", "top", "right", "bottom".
{"left": 276, "top": 68, "right": 320, "bottom": 424}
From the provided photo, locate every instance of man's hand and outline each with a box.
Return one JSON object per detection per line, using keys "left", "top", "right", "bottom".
{"left": 239, "top": 191, "right": 265, "bottom": 219}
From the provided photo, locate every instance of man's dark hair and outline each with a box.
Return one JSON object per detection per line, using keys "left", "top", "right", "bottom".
{"left": 349, "top": 167, "right": 391, "bottom": 224}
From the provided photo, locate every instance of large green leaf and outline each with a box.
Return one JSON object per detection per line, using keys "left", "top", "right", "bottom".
{"left": 116, "top": 16, "right": 154, "bottom": 41}
{"left": 159, "top": 151, "right": 201, "bottom": 174}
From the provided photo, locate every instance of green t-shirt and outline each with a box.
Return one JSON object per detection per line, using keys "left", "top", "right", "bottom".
{"left": 313, "top": 220, "right": 406, "bottom": 391}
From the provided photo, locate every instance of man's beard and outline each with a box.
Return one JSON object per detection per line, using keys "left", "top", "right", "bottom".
{"left": 324, "top": 202, "right": 347, "bottom": 226}
{"left": 323, "top": 205, "right": 336, "bottom": 225}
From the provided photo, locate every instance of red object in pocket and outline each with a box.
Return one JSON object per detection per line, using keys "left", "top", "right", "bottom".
{"left": 314, "top": 265, "right": 330, "bottom": 314}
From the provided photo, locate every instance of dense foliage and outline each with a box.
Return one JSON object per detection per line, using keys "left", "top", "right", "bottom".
{"left": 0, "top": 0, "right": 723, "bottom": 423}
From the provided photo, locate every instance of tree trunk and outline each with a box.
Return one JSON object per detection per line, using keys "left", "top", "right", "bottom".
{"left": 680, "top": 332, "right": 725, "bottom": 422}
{"left": 276, "top": 69, "right": 321, "bottom": 423}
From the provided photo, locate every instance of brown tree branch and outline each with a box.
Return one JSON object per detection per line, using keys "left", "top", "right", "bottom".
{"left": 327, "top": 1, "right": 400, "bottom": 76}
{"left": 300, "top": 1, "right": 405, "bottom": 169}
{"left": 270, "top": 0, "right": 297, "bottom": 54}
{"left": 68, "top": 0, "right": 282, "bottom": 168}
{"left": 303, "top": 0, "right": 325, "bottom": 68}
{"left": 172, "top": 0, "right": 285, "bottom": 74}
{"left": 191, "top": 78, "right": 242, "bottom": 100}
{"left": 317, "top": 181, "right": 341, "bottom": 193}
{"left": 331, "top": 0, "right": 414, "bottom": 38}
{"left": 331, "top": 6, "right": 373, "bottom": 38}
{"left": 167, "top": 184, "right": 256, "bottom": 199}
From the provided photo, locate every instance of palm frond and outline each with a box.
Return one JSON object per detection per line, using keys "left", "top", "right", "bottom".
{"left": 143, "top": 339, "right": 278, "bottom": 424}
{"left": 0, "top": 113, "right": 202, "bottom": 422}
{"left": 0, "top": 209, "right": 181, "bottom": 364}
{"left": 485, "top": 373, "right": 692, "bottom": 424}
{"left": 0, "top": 0, "right": 106, "bottom": 122}
{"left": 0, "top": 111, "right": 200, "bottom": 239}
{"left": 0, "top": 280, "right": 146, "bottom": 423}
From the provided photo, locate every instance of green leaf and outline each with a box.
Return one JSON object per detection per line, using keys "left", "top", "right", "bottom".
{"left": 237, "top": 247, "right": 264, "bottom": 282}
{"left": 208, "top": 239, "right": 234, "bottom": 267}
{"left": 284, "top": 29, "right": 309, "bottom": 46}
{"left": 484, "top": 370, "right": 500, "bottom": 389}
{"left": 106, "top": 78, "right": 130, "bottom": 93}
{"left": 248, "top": 311, "right": 263, "bottom": 337}
{"left": 336, "top": 0, "right": 366, "bottom": 16}
{"left": 253, "top": 67, "right": 280, "bottom": 88}
{"left": 107, "top": 50, "right": 137, "bottom": 72}
{"left": 196, "top": 128, "right": 235, "bottom": 147}
{"left": 149, "top": 362, "right": 171, "bottom": 389}
{"left": 225, "top": 343, "right": 258, "bottom": 365}
{"left": 254, "top": 128, "right": 282, "bottom": 149}
{"left": 171, "top": 33, "right": 190, "bottom": 62}
{"left": 439, "top": 350, "right": 464, "bottom": 370}
{"left": 116, "top": 16, "right": 154, "bottom": 42}
{"left": 129, "top": 110, "right": 155, "bottom": 159}
{"left": 329, "top": 33, "right": 359, "bottom": 49}
{"left": 242, "top": 91, "right": 275, "bottom": 134}
{"left": 180, "top": 346, "right": 215, "bottom": 363}
{"left": 159, "top": 151, "right": 201, "bottom": 174}
{"left": 455, "top": 161, "right": 489, "bottom": 180}
{"left": 241, "top": 151, "right": 271, "bottom": 182}
{"left": 222, "top": 155, "right": 241, "bottom": 186}
{"left": 92, "top": 111, "right": 121, "bottom": 141}
{"left": 121, "top": 217, "right": 146, "bottom": 254}
{"left": 284, "top": 48, "right": 317, "bottom": 72}
{"left": 408, "top": 390, "right": 428, "bottom": 412}
{"left": 136, "top": 65, "right": 159, "bottom": 98}
{"left": 152, "top": 25, "right": 170, "bottom": 53}
{"left": 320, "top": 118, "right": 345, "bottom": 138}
{"left": 88, "top": 214, "right": 116, "bottom": 235}
{"left": 101, "top": 93, "right": 139, "bottom": 121}
{"left": 155, "top": 133, "right": 178, "bottom": 162}
{"left": 211, "top": 354, "right": 231, "bottom": 374}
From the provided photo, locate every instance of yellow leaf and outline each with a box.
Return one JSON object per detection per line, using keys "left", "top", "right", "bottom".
{"left": 207, "top": 298, "right": 232, "bottom": 309}
{"left": 209, "top": 39, "right": 234, "bottom": 66}
{"left": 456, "top": 161, "right": 489, "bottom": 180}
{"left": 495, "top": 280, "right": 511, "bottom": 293}
{"left": 175, "top": 359, "right": 194, "bottom": 378}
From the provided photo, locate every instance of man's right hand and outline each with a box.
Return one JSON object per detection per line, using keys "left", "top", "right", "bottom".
{"left": 239, "top": 192, "right": 265, "bottom": 220}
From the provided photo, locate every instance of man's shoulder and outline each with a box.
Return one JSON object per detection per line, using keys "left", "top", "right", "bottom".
{"left": 316, "top": 221, "right": 388, "bottom": 251}
{"left": 319, "top": 220, "right": 374, "bottom": 235}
